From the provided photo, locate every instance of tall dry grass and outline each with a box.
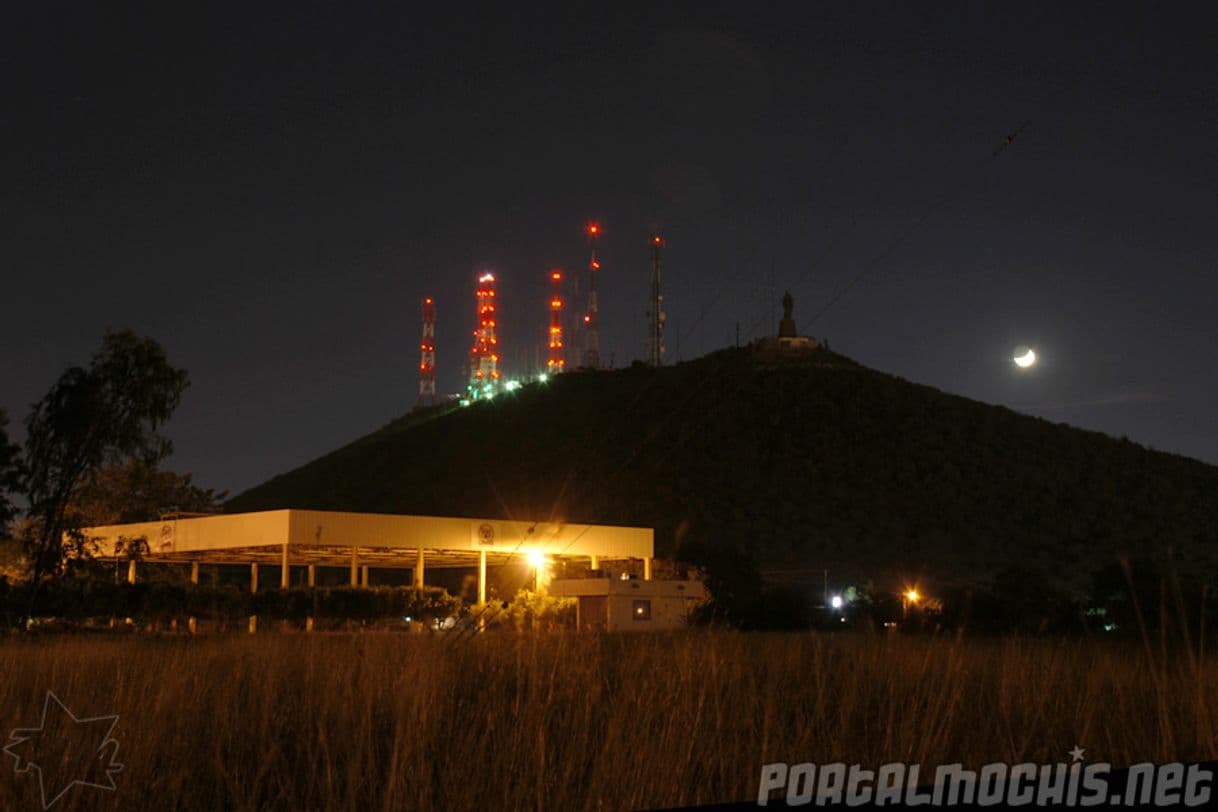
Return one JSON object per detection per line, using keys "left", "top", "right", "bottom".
{"left": 0, "top": 631, "right": 1214, "bottom": 810}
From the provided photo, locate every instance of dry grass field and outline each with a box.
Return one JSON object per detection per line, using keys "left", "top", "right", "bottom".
{"left": 0, "top": 631, "right": 1214, "bottom": 810}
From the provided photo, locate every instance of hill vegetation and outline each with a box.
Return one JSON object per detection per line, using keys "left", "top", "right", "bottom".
{"left": 229, "top": 346, "right": 1218, "bottom": 612}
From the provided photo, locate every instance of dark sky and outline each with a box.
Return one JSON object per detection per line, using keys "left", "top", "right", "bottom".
{"left": 4, "top": 2, "right": 1217, "bottom": 495}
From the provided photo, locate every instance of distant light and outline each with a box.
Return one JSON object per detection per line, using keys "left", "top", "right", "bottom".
{"left": 588, "top": 224, "right": 599, "bottom": 235}
{"left": 652, "top": 235, "right": 662, "bottom": 245}
{"left": 479, "top": 272, "right": 496, "bottom": 283}
{"left": 538, "top": 373, "right": 549, "bottom": 383}
{"left": 526, "top": 550, "right": 546, "bottom": 569}
{"left": 551, "top": 271, "right": 562, "bottom": 280}
{"left": 905, "top": 589, "right": 920, "bottom": 604}
{"left": 830, "top": 595, "right": 844, "bottom": 610}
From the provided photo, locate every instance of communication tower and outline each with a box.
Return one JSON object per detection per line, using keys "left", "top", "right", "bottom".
{"left": 468, "top": 272, "right": 500, "bottom": 397}
{"left": 647, "top": 235, "right": 666, "bottom": 366}
{"left": 582, "top": 223, "right": 601, "bottom": 368}
{"left": 547, "top": 270, "right": 565, "bottom": 374}
{"left": 416, "top": 296, "right": 436, "bottom": 408}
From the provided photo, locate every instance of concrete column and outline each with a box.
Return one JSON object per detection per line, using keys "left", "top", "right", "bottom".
{"left": 250, "top": 562, "right": 259, "bottom": 593}
{"left": 414, "top": 548, "right": 425, "bottom": 588}
{"left": 248, "top": 615, "right": 257, "bottom": 634}
{"left": 643, "top": 557, "right": 653, "bottom": 581}
{"left": 590, "top": 554, "right": 599, "bottom": 571}
{"left": 127, "top": 559, "right": 136, "bottom": 585}
{"left": 361, "top": 565, "right": 370, "bottom": 587}
{"left": 350, "top": 547, "right": 358, "bottom": 586}
{"left": 478, "top": 549, "right": 487, "bottom": 605}
{"left": 280, "top": 543, "right": 290, "bottom": 589}
{"left": 307, "top": 564, "right": 316, "bottom": 588}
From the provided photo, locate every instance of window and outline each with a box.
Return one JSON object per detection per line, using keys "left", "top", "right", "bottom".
{"left": 632, "top": 599, "right": 651, "bottom": 621}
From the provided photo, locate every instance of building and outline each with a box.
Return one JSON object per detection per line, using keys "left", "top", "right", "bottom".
{"left": 548, "top": 576, "right": 705, "bottom": 632}
{"left": 83, "top": 509, "right": 663, "bottom": 608}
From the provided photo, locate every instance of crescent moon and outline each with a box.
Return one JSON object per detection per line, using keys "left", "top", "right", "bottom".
{"left": 1013, "top": 348, "right": 1037, "bottom": 368}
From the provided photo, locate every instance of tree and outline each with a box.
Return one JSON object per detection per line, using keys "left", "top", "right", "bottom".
{"left": 67, "top": 459, "right": 226, "bottom": 528}
{"left": 0, "top": 409, "right": 22, "bottom": 536}
{"left": 22, "top": 330, "right": 188, "bottom": 584}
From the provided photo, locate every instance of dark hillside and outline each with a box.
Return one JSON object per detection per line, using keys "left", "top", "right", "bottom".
{"left": 228, "top": 347, "right": 1218, "bottom": 594}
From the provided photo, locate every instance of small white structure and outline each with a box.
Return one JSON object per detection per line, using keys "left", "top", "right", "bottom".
{"left": 548, "top": 577, "right": 705, "bottom": 632}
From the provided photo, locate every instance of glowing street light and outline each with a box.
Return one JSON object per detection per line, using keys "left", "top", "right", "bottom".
{"left": 830, "top": 595, "right": 844, "bottom": 610}
{"left": 526, "top": 549, "right": 548, "bottom": 592}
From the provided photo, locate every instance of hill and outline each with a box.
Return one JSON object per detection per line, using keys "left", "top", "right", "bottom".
{"left": 228, "top": 346, "right": 1218, "bottom": 599}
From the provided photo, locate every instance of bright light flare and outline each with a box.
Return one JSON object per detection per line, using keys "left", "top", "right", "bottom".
{"left": 904, "top": 589, "right": 920, "bottom": 604}
{"left": 830, "top": 595, "right": 844, "bottom": 610}
{"left": 526, "top": 550, "right": 547, "bottom": 569}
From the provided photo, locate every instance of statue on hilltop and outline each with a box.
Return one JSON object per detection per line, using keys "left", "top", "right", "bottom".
{"left": 778, "top": 291, "right": 797, "bottom": 338}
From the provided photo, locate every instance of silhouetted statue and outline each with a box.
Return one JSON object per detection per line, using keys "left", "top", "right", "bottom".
{"left": 778, "top": 291, "right": 797, "bottom": 338}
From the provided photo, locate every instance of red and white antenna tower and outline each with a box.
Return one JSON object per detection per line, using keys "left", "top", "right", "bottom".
{"left": 469, "top": 272, "right": 500, "bottom": 397}
{"left": 547, "top": 270, "right": 565, "bottom": 375}
{"left": 417, "top": 296, "right": 436, "bottom": 408}
{"left": 582, "top": 223, "right": 601, "bottom": 368}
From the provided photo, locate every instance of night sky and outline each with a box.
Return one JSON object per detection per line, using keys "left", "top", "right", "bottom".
{"left": 5, "top": 3, "right": 1217, "bottom": 495}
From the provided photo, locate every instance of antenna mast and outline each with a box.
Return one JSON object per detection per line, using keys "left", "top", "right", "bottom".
{"left": 416, "top": 296, "right": 436, "bottom": 409}
{"left": 582, "top": 223, "right": 601, "bottom": 368}
{"left": 468, "top": 272, "right": 500, "bottom": 398}
{"left": 547, "top": 270, "right": 565, "bottom": 375}
{"left": 647, "top": 234, "right": 666, "bottom": 366}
